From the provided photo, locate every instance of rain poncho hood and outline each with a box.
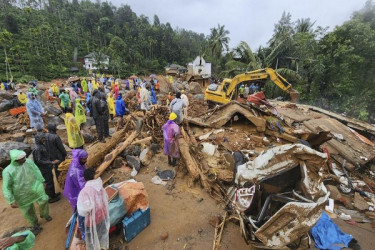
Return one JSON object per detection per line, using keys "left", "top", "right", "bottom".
{"left": 65, "top": 112, "right": 84, "bottom": 148}
{"left": 18, "top": 92, "right": 28, "bottom": 104}
{"left": 162, "top": 120, "right": 180, "bottom": 158}
{"left": 75, "top": 99, "right": 87, "bottom": 126}
{"left": 77, "top": 177, "right": 109, "bottom": 250}
{"left": 26, "top": 92, "right": 44, "bottom": 130}
{"left": 63, "top": 149, "right": 88, "bottom": 210}
{"left": 115, "top": 95, "right": 126, "bottom": 116}
{"left": 2, "top": 150, "right": 47, "bottom": 207}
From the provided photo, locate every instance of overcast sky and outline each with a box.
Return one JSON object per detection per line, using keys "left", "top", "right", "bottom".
{"left": 111, "top": 0, "right": 368, "bottom": 49}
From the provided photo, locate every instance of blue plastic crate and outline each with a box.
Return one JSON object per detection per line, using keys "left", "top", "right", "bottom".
{"left": 122, "top": 207, "right": 151, "bottom": 242}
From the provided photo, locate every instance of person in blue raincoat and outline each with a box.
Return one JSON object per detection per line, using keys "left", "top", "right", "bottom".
{"left": 151, "top": 86, "right": 157, "bottom": 104}
{"left": 115, "top": 93, "right": 127, "bottom": 128}
{"left": 26, "top": 92, "right": 45, "bottom": 131}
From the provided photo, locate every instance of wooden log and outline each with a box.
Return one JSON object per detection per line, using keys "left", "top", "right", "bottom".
{"left": 131, "top": 136, "right": 152, "bottom": 146}
{"left": 178, "top": 136, "right": 200, "bottom": 180}
{"left": 95, "top": 130, "right": 138, "bottom": 178}
{"left": 181, "top": 127, "right": 190, "bottom": 143}
{"left": 86, "top": 117, "right": 131, "bottom": 168}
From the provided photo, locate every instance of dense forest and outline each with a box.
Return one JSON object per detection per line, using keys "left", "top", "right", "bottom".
{"left": 0, "top": 0, "right": 375, "bottom": 122}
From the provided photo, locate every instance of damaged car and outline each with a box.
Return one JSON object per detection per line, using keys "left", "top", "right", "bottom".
{"left": 228, "top": 144, "right": 330, "bottom": 249}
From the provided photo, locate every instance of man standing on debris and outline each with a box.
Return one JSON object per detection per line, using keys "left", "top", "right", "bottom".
{"left": 65, "top": 107, "right": 85, "bottom": 149}
{"left": 107, "top": 92, "right": 115, "bottom": 120}
{"left": 90, "top": 89, "right": 106, "bottom": 142}
{"left": 45, "top": 123, "right": 67, "bottom": 178}
{"left": 2, "top": 150, "right": 52, "bottom": 227}
{"left": 81, "top": 77, "right": 88, "bottom": 93}
{"left": 26, "top": 92, "right": 45, "bottom": 130}
{"left": 140, "top": 84, "right": 150, "bottom": 112}
{"left": 115, "top": 93, "right": 127, "bottom": 129}
{"left": 63, "top": 149, "right": 88, "bottom": 211}
{"left": 33, "top": 133, "right": 61, "bottom": 203}
{"left": 162, "top": 112, "right": 180, "bottom": 166}
{"left": 59, "top": 89, "right": 71, "bottom": 113}
{"left": 180, "top": 90, "right": 189, "bottom": 117}
{"left": 169, "top": 92, "right": 186, "bottom": 124}
{"left": 77, "top": 168, "right": 109, "bottom": 250}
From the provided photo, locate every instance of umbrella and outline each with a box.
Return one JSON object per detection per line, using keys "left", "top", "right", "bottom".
{"left": 129, "top": 75, "right": 138, "bottom": 79}
{"left": 149, "top": 74, "right": 156, "bottom": 78}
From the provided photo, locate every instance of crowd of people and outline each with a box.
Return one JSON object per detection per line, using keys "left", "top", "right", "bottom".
{"left": 1, "top": 74, "right": 191, "bottom": 249}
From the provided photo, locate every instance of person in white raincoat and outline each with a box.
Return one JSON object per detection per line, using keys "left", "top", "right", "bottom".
{"left": 77, "top": 168, "right": 109, "bottom": 250}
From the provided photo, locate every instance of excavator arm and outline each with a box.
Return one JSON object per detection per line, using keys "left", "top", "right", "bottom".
{"left": 225, "top": 68, "right": 299, "bottom": 102}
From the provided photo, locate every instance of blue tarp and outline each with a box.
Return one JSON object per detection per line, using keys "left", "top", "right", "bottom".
{"left": 310, "top": 212, "right": 353, "bottom": 250}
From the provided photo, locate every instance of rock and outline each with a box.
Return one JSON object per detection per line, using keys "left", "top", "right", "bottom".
{"left": 81, "top": 131, "right": 95, "bottom": 143}
{"left": 160, "top": 232, "right": 168, "bottom": 241}
{"left": 47, "top": 116, "right": 64, "bottom": 126}
{"left": 125, "top": 155, "right": 141, "bottom": 171}
{"left": 354, "top": 192, "right": 369, "bottom": 211}
{"left": 0, "top": 91, "right": 13, "bottom": 100}
{"left": 0, "top": 100, "right": 13, "bottom": 112}
{"left": 84, "top": 117, "right": 95, "bottom": 127}
{"left": 326, "top": 185, "right": 343, "bottom": 200}
{"left": 57, "top": 125, "right": 66, "bottom": 130}
{"left": 122, "top": 145, "right": 141, "bottom": 157}
{"left": 189, "top": 82, "right": 202, "bottom": 94}
{"left": 0, "top": 141, "right": 31, "bottom": 166}
{"left": 150, "top": 143, "right": 160, "bottom": 154}
{"left": 26, "top": 128, "right": 36, "bottom": 136}
{"left": 12, "top": 132, "right": 26, "bottom": 143}
{"left": 44, "top": 105, "right": 62, "bottom": 116}
{"left": 109, "top": 128, "right": 115, "bottom": 135}
{"left": 112, "top": 157, "right": 125, "bottom": 169}
{"left": 193, "top": 94, "right": 205, "bottom": 100}
{"left": 140, "top": 148, "right": 153, "bottom": 166}
{"left": 201, "top": 142, "right": 216, "bottom": 156}
{"left": 262, "top": 137, "right": 270, "bottom": 146}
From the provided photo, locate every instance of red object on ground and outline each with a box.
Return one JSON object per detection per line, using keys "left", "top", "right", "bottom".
{"left": 9, "top": 106, "right": 26, "bottom": 116}
{"left": 247, "top": 91, "right": 266, "bottom": 106}
{"left": 109, "top": 225, "right": 117, "bottom": 234}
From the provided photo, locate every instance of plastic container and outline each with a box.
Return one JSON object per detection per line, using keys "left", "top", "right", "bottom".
{"left": 122, "top": 207, "right": 151, "bottom": 242}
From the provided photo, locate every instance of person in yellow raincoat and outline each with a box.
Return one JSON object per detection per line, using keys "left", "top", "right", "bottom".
{"left": 93, "top": 79, "right": 99, "bottom": 90}
{"left": 17, "top": 91, "right": 28, "bottom": 105}
{"left": 81, "top": 77, "right": 88, "bottom": 93}
{"left": 65, "top": 107, "right": 84, "bottom": 149}
{"left": 107, "top": 92, "right": 115, "bottom": 120}
{"left": 0, "top": 82, "right": 5, "bottom": 90}
{"left": 51, "top": 84, "right": 59, "bottom": 96}
{"left": 75, "top": 98, "right": 86, "bottom": 127}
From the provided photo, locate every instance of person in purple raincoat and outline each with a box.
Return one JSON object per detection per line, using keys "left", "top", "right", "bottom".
{"left": 63, "top": 149, "right": 88, "bottom": 211}
{"left": 162, "top": 112, "right": 180, "bottom": 166}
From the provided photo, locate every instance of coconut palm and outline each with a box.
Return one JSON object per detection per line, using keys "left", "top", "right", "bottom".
{"left": 208, "top": 24, "right": 230, "bottom": 58}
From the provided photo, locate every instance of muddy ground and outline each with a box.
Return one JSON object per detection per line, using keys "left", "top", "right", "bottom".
{"left": 1, "top": 152, "right": 374, "bottom": 250}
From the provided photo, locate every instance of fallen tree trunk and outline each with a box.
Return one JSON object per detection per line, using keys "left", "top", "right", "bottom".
{"left": 95, "top": 130, "right": 138, "bottom": 178}
{"left": 131, "top": 136, "right": 152, "bottom": 146}
{"left": 86, "top": 117, "right": 131, "bottom": 168}
{"left": 178, "top": 136, "right": 200, "bottom": 180}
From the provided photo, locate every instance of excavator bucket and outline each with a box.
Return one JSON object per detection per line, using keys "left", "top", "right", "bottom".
{"left": 289, "top": 89, "right": 300, "bottom": 103}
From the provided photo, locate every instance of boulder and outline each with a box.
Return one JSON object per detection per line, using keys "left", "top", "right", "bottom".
{"left": 193, "top": 94, "right": 205, "bottom": 100}
{"left": 81, "top": 131, "right": 95, "bottom": 143}
{"left": 0, "top": 91, "right": 13, "bottom": 100}
{"left": 45, "top": 105, "right": 62, "bottom": 116}
{"left": 189, "top": 82, "right": 202, "bottom": 94}
{"left": 122, "top": 145, "right": 141, "bottom": 157}
{"left": 0, "top": 141, "right": 31, "bottom": 167}
{"left": 0, "top": 100, "right": 13, "bottom": 112}
{"left": 126, "top": 155, "right": 141, "bottom": 171}
{"left": 47, "top": 116, "right": 64, "bottom": 126}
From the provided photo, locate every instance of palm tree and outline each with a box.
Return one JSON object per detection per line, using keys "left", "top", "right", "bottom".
{"left": 208, "top": 24, "right": 230, "bottom": 58}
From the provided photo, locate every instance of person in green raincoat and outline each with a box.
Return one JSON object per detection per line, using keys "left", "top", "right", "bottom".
{"left": 81, "top": 77, "right": 88, "bottom": 93}
{"left": 2, "top": 150, "right": 52, "bottom": 227}
{"left": 75, "top": 98, "right": 86, "bottom": 127}
{"left": 0, "top": 230, "right": 35, "bottom": 250}
{"left": 58, "top": 89, "right": 71, "bottom": 112}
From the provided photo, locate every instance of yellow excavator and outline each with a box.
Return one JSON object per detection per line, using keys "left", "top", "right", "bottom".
{"left": 204, "top": 68, "right": 300, "bottom": 104}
